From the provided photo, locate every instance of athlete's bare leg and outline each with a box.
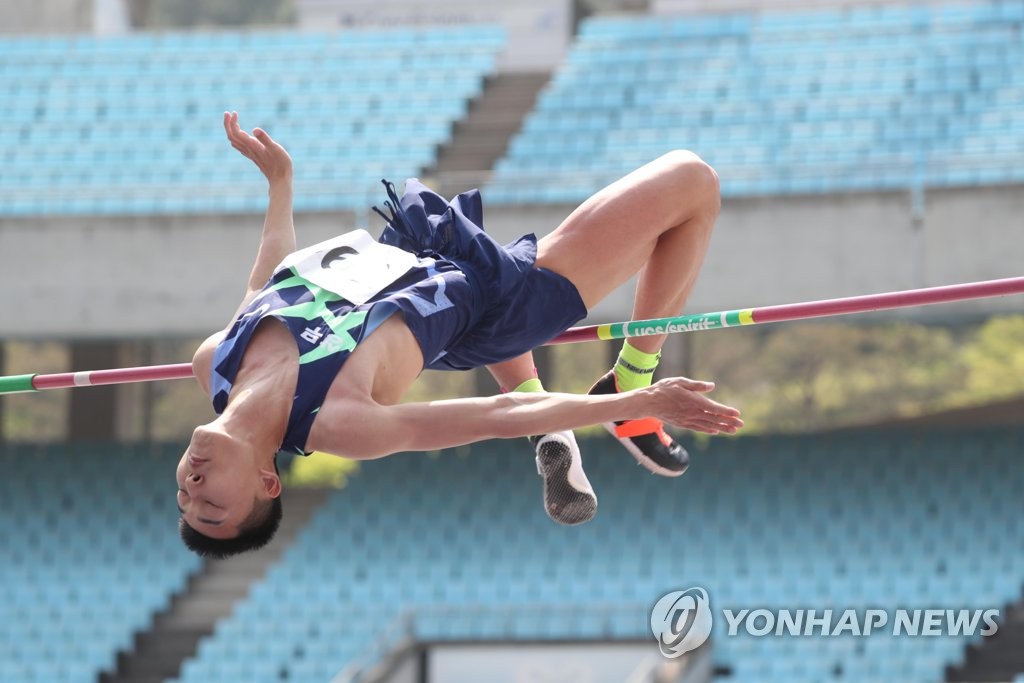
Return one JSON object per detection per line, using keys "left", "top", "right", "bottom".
{"left": 478, "top": 152, "right": 719, "bottom": 522}
{"left": 485, "top": 353, "right": 537, "bottom": 393}
{"left": 531, "top": 151, "right": 720, "bottom": 478}
{"left": 536, "top": 150, "right": 719, "bottom": 354}
{"left": 486, "top": 347, "right": 595, "bottom": 526}
{"left": 484, "top": 151, "right": 718, "bottom": 390}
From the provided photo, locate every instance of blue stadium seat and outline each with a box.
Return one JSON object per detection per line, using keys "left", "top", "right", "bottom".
{"left": 487, "top": 0, "right": 1024, "bottom": 204}
{"left": 158, "top": 428, "right": 1024, "bottom": 682}
{"left": 0, "top": 444, "right": 201, "bottom": 683}
{"left": 2, "top": 23, "right": 1021, "bottom": 683}
{"left": 0, "top": 26, "right": 504, "bottom": 216}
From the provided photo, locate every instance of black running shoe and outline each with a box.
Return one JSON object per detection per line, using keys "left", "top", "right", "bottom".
{"left": 588, "top": 372, "right": 690, "bottom": 477}
{"left": 530, "top": 431, "right": 597, "bottom": 525}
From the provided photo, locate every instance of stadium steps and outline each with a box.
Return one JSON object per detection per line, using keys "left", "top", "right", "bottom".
{"left": 424, "top": 71, "right": 550, "bottom": 197}
{"left": 99, "top": 487, "right": 333, "bottom": 683}
{"left": 947, "top": 593, "right": 1024, "bottom": 682}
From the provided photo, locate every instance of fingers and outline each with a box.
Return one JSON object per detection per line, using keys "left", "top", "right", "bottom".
{"left": 670, "top": 379, "right": 739, "bottom": 416}
{"left": 254, "top": 127, "right": 288, "bottom": 158}
{"left": 652, "top": 376, "right": 744, "bottom": 434}
{"left": 695, "top": 400, "right": 745, "bottom": 431}
{"left": 221, "top": 111, "right": 292, "bottom": 183}
{"left": 224, "top": 111, "right": 250, "bottom": 156}
{"left": 682, "top": 414, "right": 743, "bottom": 435}
{"left": 688, "top": 406, "right": 744, "bottom": 430}
{"left": 223, "top": 111, "right": 266, "bottom": 159}
{"left": 694, "top": 393, "right": 742, "bottom": 417}
{"left": 688, "top": 420, "right": 727, "bottom": 435}
{"left": 224, "top": 111, "right": 245, "bottom": 146}
{"left": 701, "top": 414, "right": 744, "bottom": 433}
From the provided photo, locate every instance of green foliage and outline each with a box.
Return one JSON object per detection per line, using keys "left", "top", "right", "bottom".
{"left": 388, "top": 316, "right": 1024, "bottom": 437}
{"left": 946, "top": 315, "right": 1024, "bottom": 406}
{"left": 283, "top": 451, "right": 357, "bottom": 489}
{"left": 696, "top": 317, "right": 1022, "bottom": 433}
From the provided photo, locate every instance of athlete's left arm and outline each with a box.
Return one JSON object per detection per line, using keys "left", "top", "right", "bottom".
{"left": 317, "top": 379, "right": 743, "bottom": 459}
{"left": 223, "top": 111, "right": 296, "bottom": 306}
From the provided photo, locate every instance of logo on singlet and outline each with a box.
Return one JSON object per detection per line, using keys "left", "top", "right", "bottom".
{"left": 320, "top": 246, "right": 359, "bottom": 269}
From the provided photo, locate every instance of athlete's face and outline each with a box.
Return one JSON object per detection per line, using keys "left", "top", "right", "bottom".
{"left": 175, "top": 425, "right": 277, "bottom": 538}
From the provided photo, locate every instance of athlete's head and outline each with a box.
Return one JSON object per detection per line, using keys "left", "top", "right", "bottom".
{"left": 175, "top": 424, "right": 283, "bottom": 558}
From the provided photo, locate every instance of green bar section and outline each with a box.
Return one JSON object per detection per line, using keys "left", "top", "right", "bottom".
{"left": 0, "top": 374, "right": 37, "bottom": 394}
{"left": 623, "top": 313, "right": 725, "bottom": 338}
{"left": 724, "top": 310, "right": 742, "bottom": 327}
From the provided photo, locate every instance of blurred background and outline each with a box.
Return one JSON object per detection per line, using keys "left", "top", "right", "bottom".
{"left": 0, "top": 0, "right": 1022, "bottom": 681}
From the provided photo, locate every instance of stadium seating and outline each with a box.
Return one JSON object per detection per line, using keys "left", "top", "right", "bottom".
{"left": 0, "top": 26, "right": 504, "bottom": 215}
{"left": 165, "top": 428, "right": 1024, "bottom": 683}
{"left": 487, "top": 0, "right": 1024, "bottom": 203}
{"left": 0, "top": 443, "right": 201, "bottom": 683}
{"left": 4, "top": 4, "right": 1020, "bottom": 214}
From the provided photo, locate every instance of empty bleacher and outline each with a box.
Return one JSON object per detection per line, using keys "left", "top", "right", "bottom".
{"left": 0, "top": 26, "right": 504, "bottom": 215}
{"left": 3, "top": 430, "right": 1021, "bottom": 682}
{"left": 487, "top": 0, "right": 1024, "bottom": 203}
{"left": 162, "top": 428, "right": 1024, "bottom": 683}
{"left": 4, "top": 4, "right": 1020, "bottom": 214}
{"left": 0, "top": 443, "right": 201, "bottom": 683}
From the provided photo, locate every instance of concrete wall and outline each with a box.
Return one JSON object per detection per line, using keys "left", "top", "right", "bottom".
{"left": 0, "top": 210, "right": 360, "bottom": 339}
{"left": 427, "top": 642, "right": 660, "bottom": 683}
{"left": 482, "top": 185, "right": 1024, "bottom": 324}
{"left": 0, "top": 185, "right": 1021, "bottom": 339}
{"left": 0, "top": 0, "right": 94, "bottom": 34}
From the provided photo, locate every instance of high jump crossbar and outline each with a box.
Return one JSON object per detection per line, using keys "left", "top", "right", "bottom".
{"left": 1, "top": 275, "right": 1022, "bottom": 394}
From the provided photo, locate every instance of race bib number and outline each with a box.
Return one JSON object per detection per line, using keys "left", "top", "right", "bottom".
{"left": 276, "top": 230, "right": 418, "bottom": 304}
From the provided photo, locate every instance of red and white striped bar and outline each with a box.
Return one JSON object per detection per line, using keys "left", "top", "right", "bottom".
{"left": 29, "top": 363, "right": 195, "bottom": 392}
{"left": 2, "top": 275, "right": 1022, "bottom": 393}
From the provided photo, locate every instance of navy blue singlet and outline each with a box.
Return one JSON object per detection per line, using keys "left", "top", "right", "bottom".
{"left": 210, "top": 179, "right": 587, "bottom": 455}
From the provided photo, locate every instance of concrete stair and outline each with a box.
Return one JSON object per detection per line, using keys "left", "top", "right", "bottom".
{"left": 422, "top": 71, "right": 550, "bottom": 198}
{"left": 100, "top": 487, "right": 332, "bottom": 683}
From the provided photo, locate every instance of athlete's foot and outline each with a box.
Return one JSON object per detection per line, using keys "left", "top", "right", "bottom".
{"left": 531, "top": 431, "right": 597, "bottom": 525}
{"left": 588, "top": 371, "right": 690, "bottom": 477}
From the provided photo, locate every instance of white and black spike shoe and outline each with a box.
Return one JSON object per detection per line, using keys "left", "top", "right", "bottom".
{"left": 530, "top": 431, "right": 597, "bottom": 525}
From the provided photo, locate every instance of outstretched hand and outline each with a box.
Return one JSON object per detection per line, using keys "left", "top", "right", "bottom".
{"left": 644, "top": 377, "right": 744, "bottom": 435}
{"left": 223, "top": 111, "right": 292, "bottom": 184}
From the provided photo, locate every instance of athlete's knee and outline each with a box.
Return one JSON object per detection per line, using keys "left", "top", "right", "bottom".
{"left": 661, "top": 149, "right": 720, "bottom": 204}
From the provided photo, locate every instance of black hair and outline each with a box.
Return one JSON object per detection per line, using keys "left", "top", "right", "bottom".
{"left": 178, "top": 456, "right": 282, "bottom": 559}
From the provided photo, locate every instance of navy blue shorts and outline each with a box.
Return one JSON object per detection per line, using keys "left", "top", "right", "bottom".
{"left": 372, "top": 178, "right": 588, "bottom": 371}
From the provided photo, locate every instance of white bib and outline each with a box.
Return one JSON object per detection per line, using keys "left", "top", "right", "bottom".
{"left": 276, "top": 230, "right": 419, "bottom": 304}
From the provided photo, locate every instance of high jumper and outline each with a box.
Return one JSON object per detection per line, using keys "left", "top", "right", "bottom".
{"left": 172, "top": 111, "right": 741, "bottom": 557}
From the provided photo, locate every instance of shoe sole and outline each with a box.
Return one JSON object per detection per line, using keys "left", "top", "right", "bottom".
{"left": 536, "top": 438, "right": 597, "bottom": 525}
{"left": 601, "top": 422, "right": 687, "bottom": 478}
